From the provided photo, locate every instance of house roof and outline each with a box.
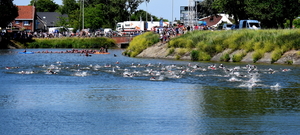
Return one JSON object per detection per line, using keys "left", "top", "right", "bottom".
{"left": 199, "top": 14, "right": 233, "bottom": 27}
{"left": 37, "top": 12, "right": 68, "bottom": 27}
{"left": 16, "top": 6, "right": 35, "bottom": 20}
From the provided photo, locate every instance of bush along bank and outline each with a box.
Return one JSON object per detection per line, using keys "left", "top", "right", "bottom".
{"left": 126, "top": 29, "right": 300, "bottom": 65}
{"left": 26, "top": 37, "right": 117, "bottom": 48}
{"left": 122, "top": 32, "right": 159, "bottom": 57}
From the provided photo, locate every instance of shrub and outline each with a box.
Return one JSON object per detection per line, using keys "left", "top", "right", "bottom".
{"left": 126, "top": 32, "right": 159, "bottom": 57}
{"left": 185, "top": 39, "right": 195, "bottom": 49}
{"left": 220, "top": 53, "right": 230, "bottom": 62}
{"left": 271, "top": 48, "right": 283, "bottom": 63}
{"left": 285, "top": 60, "right": 293, "bottom": 65}
{"left": 177, "top": 48, "right": 187, "bottom": 56}
{"left": 198, "top": 51, "right": 211, "bottom": 61}
{"left": 232, "top": 52, "right": 246, "bottom": 62}
{"left": 191, "top": 50, "right": 199, "bottom": 61}
{"left": 252, "top": 50, "right": 265, "bottom": 63}
{"left": 241, "top": 41, "right": 254, "bottom": 52}
{"left": 175, "top": 54, "right": 181, "bottom": 60}
{"left": 215, "top": 44, "right": 224, "bottom": 54}
{"left": 167, "top": 47, "right": 175, "bottom": 56}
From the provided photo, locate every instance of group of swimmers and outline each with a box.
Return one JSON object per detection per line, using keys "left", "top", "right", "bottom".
{"left": 19, "top": 48, "right": 109, "bottom": 54}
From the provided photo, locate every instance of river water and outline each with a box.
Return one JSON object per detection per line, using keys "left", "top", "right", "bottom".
{"left": 0, "top": 49, "right": 300, "bottom": 134}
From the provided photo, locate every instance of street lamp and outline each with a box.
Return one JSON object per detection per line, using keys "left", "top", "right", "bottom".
{"left": 172, "top": 0, "right": 173, "bottom": 26}
{"left": 146, "top": 0, "right": 150, "bottom": 22}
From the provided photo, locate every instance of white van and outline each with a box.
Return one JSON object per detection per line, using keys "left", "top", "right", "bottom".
{"left": 239, "top": 20, "right": 261, "bottom": 29}
{"left": 104, "top": 28, "right": 112, "bottom": 33}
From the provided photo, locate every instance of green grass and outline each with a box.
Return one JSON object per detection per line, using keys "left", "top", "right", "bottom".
{"left": 123, "top": 32, "right": 159, "bottom": 57}
{"left": 125, "top": 29, "right": 300, "bottom": 62}
{"left": 27, "top": 37, "right": 116, "bottom": 48}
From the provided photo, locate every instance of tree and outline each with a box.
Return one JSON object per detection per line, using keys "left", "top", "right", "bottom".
{"left": 0, "top": 0, "right": 18, "bottom": 28}
{"left": 212, "top": 0, "right": 300, "bottom": 28}
{"left": 60, "top": 0, "right": 79, "bottom": 15}
{"left": 213, "top": 0, "right": 248, "bottom": 24}
{"left": 197, "top": 0, "right": 219, "bottom": 19}
{"left": 61, "top": 0, "right": 145, "bottom": 30}
{"left": 292, "top": 18, "right": 300, "bottom": 28}
{"left": 84, "top": 4, "right": 106, "bottom": 30}
{"left": 30, "top": 0, "right": 59, "bottom": 12}
{"left": 282, "top": 0, "right": 300, "bottom": 28}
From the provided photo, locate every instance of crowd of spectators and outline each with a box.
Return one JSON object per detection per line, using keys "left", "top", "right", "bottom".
{"left": 1, "top": 23, "right": 214, "bottom": 43}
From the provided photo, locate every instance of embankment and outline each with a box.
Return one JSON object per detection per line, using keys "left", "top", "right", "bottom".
{"left": 129, "top": 30, "right": 300, "bottom": 65}
{"left": 136, "top": 43, "right": 300, "bottom": 65}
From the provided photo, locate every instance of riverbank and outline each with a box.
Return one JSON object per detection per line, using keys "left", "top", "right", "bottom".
{"left": 132, "top": 30, "right": 300, "bottom": 65}
{"left": 136, "top": 42, "right": 300, "bottom": 65}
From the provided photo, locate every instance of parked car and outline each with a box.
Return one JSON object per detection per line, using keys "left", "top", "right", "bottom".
{"left": 230, "top": 24, "right": 239, "bottom": 30}
{"left": 222, "top": 23, "right": 233, "bottom": 30}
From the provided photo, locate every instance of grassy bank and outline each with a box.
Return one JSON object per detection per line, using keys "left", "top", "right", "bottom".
{"left": 123, "top": 32, "right": 159, "bottom": 57}
{"left": 26, "top": 37, "right": 117, "bottom": 48}
{"left": 125, "top": 29, "right": 300, "bottom": 63}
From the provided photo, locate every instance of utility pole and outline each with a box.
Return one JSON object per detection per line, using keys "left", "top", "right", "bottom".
{"left": 82, "top": 0, "right": 84, "bottom": 30}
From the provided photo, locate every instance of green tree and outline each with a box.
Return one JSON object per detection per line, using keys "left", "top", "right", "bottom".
{"left": 197, "top": 0, "right": 219, "bottom": 19}
{"left": 293, "top": 18, "right": 300, "bottom": 28}
{"left": 62, "top": 0, "right": 145, "bottom": 30}
{"left": 213, "top": 0, "right": 248, "bottom": 24}
{"left": 30, "top": 0, "right": 59, "bottom": 12}
{"left": 212, "top": 0, "right": 300, "bottom": 28}
{"left": 283, "top": 0, "right": 300, "bottom": 28}
{"left": 56, "top": 14, "right": 69, "bottom": 29}
{"left": 68, "top": 9, "right": 81, "bottom": 31}
{"left": 0, "top": 0, "right": 18, "bottom": 28}
{"left": 84, "top": 4, "right": 106, "bottom": 30}
{"left": 60, "top": 0, "right": 79, "bottom": 15}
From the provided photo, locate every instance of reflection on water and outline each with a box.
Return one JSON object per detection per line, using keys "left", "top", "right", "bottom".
{"left": 0, "top": 49, "right": 300, "bottom": 134}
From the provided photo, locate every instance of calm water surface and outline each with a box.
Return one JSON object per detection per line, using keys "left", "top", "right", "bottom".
{"left": 0, "top": 49, "right": 300, "bottom": 134}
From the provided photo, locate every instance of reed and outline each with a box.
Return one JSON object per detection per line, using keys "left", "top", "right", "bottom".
{"left": 27, "top": 37, "right": 116, "bottom": 48}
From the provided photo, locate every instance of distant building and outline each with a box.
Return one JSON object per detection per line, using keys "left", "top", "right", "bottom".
{"left": 7, "top": 6, "right": 68, "bottom": 32}
{"left": 9, "top": 6, "right": 36, "bottom": 32}
{"left": 180, "top": 0, "right": 202, "bottom": 25}
{"left": 36, "top": 12, "right": 68, "bottom": 32}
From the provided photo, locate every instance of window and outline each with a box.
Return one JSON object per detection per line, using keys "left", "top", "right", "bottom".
{"left": 24, "top": 21, "right": 30, "bottom": 26}
{"left": 15, "top": 21, "right": 20, "bottom": 24}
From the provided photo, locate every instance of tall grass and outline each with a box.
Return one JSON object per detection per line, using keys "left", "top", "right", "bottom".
{"left": 124, "top": 32, "right": 159, "bottom": 57}
{"left": 125, "top": 29, "right": 300, "bottom": 63}
{"left": 27, "top": 37, "right": 116, "bottom": 48}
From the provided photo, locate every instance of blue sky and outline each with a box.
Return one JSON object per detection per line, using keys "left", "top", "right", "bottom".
{"left": 13, "top": 0, "right": 188, "bottom": 21}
